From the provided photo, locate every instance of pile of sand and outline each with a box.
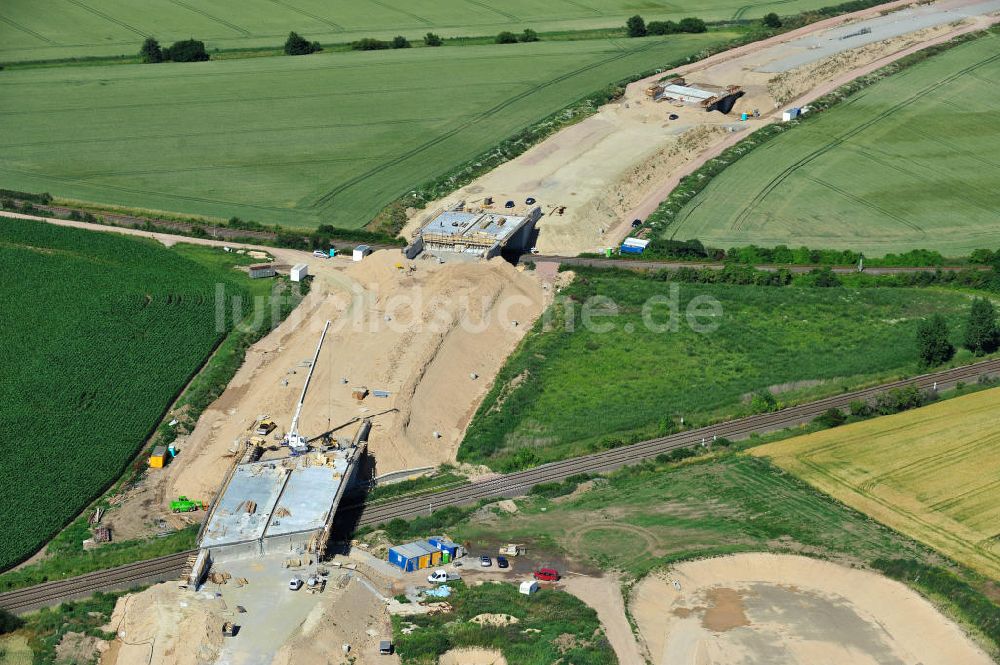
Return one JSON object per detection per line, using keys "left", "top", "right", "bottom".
{"left": 439, "top": 648, "right": 508, "bottom": 665}
{"left": 104, "top": 584, "right": 225, "bottom": 665}
{"left": 630, "top": 553, "right": 993, "bottom": 665}
{"left": 470, "top": 613, "right": 519, "bottom": 627}
{"left": 272, "top": 577, "right": 395, "bottom": 665}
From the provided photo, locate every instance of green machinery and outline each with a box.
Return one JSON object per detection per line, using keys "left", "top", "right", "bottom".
{"left": 170, "top": 496, "right": 205, "bottom": 513}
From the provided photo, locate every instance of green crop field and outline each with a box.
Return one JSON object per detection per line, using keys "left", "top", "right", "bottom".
{"left": 0, "top": 220, "right": 253, "bottom": 570}
{"left": 0, "top": 0, "right": 829, "bottom": 62}
{"left": 663, "top": 32, "right": 1000, "bottom": 257}
{"left": 754, "top": 387, "right": 1000, "bottom": 579}
{"left": 459, "top": 270, "right": 977, "bottom": 470}
{"left": 0, "top": 34, "right": 731, "bottom": 230}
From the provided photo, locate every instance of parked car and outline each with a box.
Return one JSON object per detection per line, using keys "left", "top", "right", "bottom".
{"left": 669, "top": 113, "right": 679, "bottom": 120}
{"left": 529, "top": 247, "right": 540, "bottom": 255}
{"left": 427, "top": 569, "right": 461, "bottom": 584}
{"left": 533, "top": 568, "right": 560, "bottom": 582}
{"left": 480, "top": 555, "right": 493, "bottom": 567}
{"left": 505, "top": 200, "right": 515, "bottom": 208}
{"left": 525, "top": 197, "right": 536, "bottom": 205}
{"left": 496, "top": 556, "right": 510, "bottom": 569}
{"left": 288, "top": 577, "right": 304, "bottom": 591}
{"left": 312, "top": 249, "right": 329, "bottom": 258}
{"left": 631, "top": 219, "right": 642, "bottom": 228}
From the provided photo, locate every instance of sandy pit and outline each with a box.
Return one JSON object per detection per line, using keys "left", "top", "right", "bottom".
{"left": 439, "top": 648, "right": 508, "bottom": 665}
{"left": 106, "top": 246, "right": 545, "bottom": 539}
{"left": 630, "top": 553, "right": 994, "bottom": 665}
{"left": 404, "top": 0, "right": 1000, "bottom": 256}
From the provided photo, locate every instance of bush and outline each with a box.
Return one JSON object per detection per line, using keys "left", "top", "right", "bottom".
{"left": 0, "top": 607, "right": 23, "bottom": 634}
{"left": 138, "top": 37, "right": 163, "bottom": 63}
{"left": 284, "top": 31, "right": 321, "bottom": 55}
{"left": 763, "top": 12, "right": 783, "bottom": 28}
{"left": 963, "top": 297, "right": 998, "bottom": 355}
{"left": 813, "top": 408, "right": 847, "bottom": 428}
{"left": 519, "top": 28, "right": 539, "bottom": 42}
{"left": 495, "top": 31, "right": 519, "bottom": 44}
{"left": 807, "top": 267, "right": 842, "bottom": 287}
{"left": 164, "top": 39, "right": 209, "bottom": 62}
{"left": 391, "top": 35, "right": 411, "bottom": 49}
{"left": 677, "top": 17, "right": 707, "bottom": 33}
{"left": 424, "top": 32, "right": 443, "bottom": 46}
{"left": 916, "top": 314, "right": 954, "bottom": 366}
{"left": 647, "top": 20, "right": 678, "bottom": 35}
{"left": 749, "top": 389, "right": 778, "bottom": 414}
{"left": 352, "top": 37, "right": 389, "bottom": 50}
{"left": 626, "top": 14, "right": 647, "bottom": 37}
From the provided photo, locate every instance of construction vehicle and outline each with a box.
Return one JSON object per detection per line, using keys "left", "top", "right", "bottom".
{"left": 284, "top": 321, "right": 331, "bottom": 455}
{"left": 498, "top": 543, "right": 526, "bottom": 557}
{"left": 170, "top": 496, "right": 205, "bottom": 513}
{"left": 255, "top": 418, "right": 277, "bottom": 436}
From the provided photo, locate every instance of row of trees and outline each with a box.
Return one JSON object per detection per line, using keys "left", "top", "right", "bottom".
{"left": 496, "top": 28, "right": 539, "bottom": 44}
{"left": 917, "top": 298, "right": 999, "bottom": 366}
{"left": 626, "top": 15, "right": 707, "bottom": 37}
{"left": 139, "top": 37, "right": 208, "bottom": 63}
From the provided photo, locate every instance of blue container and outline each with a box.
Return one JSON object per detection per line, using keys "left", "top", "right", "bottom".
{"left": 328, "top": 248, "right": 337, "bottom": 257}
{"left": 741, "top": 112, "right": 748, "bottom": 121}
{"left": 621, "top": 244, "right": 644, "bottom": 255}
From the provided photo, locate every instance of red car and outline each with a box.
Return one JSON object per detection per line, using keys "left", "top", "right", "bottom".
{"left": 533, "top": 568, "right": 560, "bottom": 582}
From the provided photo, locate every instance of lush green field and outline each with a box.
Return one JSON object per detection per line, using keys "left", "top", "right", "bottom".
{"left": 754, "top": 387, "right": 1000, "bottom": 579}
{"left": 459, "top": 270, "right": 977, "bottom": 469}
{"left": 663, "top": 32, "right": 1000, "bottom": 257}
{"left": 0, "top": 34, "right": 730, "bottom": 230}
{"left": 393, "top": 582, "right": 614, "bottom": 665}
{"left": 0, "top": 0, "right": 828, "bottom": 62}
{"left": 0, "top": 220, "right": 252, "bottom": 570}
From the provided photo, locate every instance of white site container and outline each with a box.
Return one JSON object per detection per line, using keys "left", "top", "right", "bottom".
{"left": 290, "top": 263, "right": 308, "bottom": 282}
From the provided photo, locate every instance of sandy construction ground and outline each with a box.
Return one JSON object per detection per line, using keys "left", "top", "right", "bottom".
{"left": 103, "top": 557, "right": 398, "bottom": 665}
{"left": 630, "top": 553, "right": 993, "bottom": 665}
{"left": 404, "top": 0, "right": 1000, "bottom": 256}
{"left": 110, "top": 248, "right": 546, "bottom": 537}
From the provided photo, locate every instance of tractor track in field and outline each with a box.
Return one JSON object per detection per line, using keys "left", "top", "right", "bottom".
{"left": 4, "top": 355, "right": 1000, "bottom": 614}
{"left": 728, "top": 48, "right": 1000, "bottom": 232}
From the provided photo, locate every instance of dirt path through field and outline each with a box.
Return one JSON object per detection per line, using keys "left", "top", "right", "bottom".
{"left": 405, "top": 0, "right": 1000, "bottom": 256}
{"left": 562, "top": 574, "right": 646, "bottom": 665}
{"left": 631, "top": 553, "right": 994, "bottom": 665}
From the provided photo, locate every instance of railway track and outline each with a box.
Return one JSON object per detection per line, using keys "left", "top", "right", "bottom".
{"left": 3, "top": 357, "right": 998, "bottom": 613}
{"left": 528, "top": 254, "right": 989, "bottom": 275}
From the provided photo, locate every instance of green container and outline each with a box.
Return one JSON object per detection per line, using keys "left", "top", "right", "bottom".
{"left": 442, "top": 552, "right": 450, "bottom": 563}
{"left": 605, "top": 248, "right": 613, "bottom": 258}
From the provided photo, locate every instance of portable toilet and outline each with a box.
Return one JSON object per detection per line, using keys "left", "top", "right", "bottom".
{"left": 604, "top": 247, "right": 613, "bottom": 258}
{"left": 740, "top": 112, "right": 748, "bottom": 121}
{"left": 519, "top": 580, "right": 539, "bottom": 595}
{"left": 148, "top": 446, "right": 167, "bottom": 469}
{"left": 329, "top": 247, "right": 337, "bottom": 257}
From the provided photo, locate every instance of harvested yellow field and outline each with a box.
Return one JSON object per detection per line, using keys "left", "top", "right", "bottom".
{"left": 752, "top": 388, "right": 1000, "bottom": 579}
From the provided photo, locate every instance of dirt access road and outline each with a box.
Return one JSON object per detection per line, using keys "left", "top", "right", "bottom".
{"left": 405, "top": 0, "right": 1000, "bottom": 256}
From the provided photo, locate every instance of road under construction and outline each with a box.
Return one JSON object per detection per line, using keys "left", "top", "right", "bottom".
{"left": 4, "top": 355, "right": 999, "bottom": 614}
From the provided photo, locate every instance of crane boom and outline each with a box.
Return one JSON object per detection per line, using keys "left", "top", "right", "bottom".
{"left": 286, "top": 320, "right": 331, "bottom": 453}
